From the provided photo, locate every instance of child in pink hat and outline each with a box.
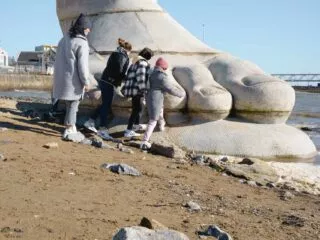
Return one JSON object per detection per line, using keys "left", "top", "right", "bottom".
{"left": 141, "top": 57, "right": 185, "bottom": 150}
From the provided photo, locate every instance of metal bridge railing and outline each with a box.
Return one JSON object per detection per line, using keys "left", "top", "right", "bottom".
{"left": 271, "top": 74, "right": 320, "bottom": 86}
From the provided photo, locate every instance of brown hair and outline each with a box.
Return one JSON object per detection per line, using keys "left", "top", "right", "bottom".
{"left": 118, "top": 38, "right": 132, "bottom": 51}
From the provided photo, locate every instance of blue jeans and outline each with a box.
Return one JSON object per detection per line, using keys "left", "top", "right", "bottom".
{"left": 92, "top": 80, "right": 114, "bottom": 128}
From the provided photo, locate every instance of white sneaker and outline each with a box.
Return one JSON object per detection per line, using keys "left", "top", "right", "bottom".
{"left": 124, "top": 130, "right": 141, "bottom": 138}
{"left": 62, "top": 126, "right": 77, "bottom": 139}
{"left": 159, "top": 123, "right": 165, "bottom": 132}
{"left": 97, "top": 128, "right": 113, "bottom": 140}
{"left": 133, "top": 124, "right": 147, "bottom": 131}
{"left": 84, "top": 118, "right": 98, "bottom": 133}
{"left": 140, "top": 141, "right": 152, "bottom": 150}
{"left": 72, "top": 125, "right": 77, "bottom": 133}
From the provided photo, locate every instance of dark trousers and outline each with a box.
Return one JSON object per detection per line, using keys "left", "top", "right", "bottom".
{"left": 92, "top": 81, "right": 114, "bottom": 128}
{"left": 127, "top": 95, "right": 143, "bottom": 130}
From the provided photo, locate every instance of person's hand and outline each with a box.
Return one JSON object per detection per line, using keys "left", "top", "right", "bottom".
{"left": 83, "top": 85, "right": 90, "bottom": 92}
{"left": 141, "top": 96, "right": 146, "bottom": 105}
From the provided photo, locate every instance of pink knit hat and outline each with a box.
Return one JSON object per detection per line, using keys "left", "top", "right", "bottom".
{"left": 155, "top": 57, "right": 169, "bottom": 70}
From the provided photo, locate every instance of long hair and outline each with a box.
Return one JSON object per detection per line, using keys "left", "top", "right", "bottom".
{"left": 69, "top": 22, "right": 85, "bottom": 38}
{"left": 68, "top": 14, "right": 91, "bottom": 38}
{"left": 118, "top": 38, "right": 132, "bottom": 51}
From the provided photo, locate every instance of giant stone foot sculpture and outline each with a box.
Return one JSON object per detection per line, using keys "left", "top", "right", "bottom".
{"left": 56, "top": 0, "right": 317, "bottom": 159}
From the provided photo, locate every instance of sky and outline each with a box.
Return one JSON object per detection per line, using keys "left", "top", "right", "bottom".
{"left": 0, "top": 0, "right": 319, "bottom": 73}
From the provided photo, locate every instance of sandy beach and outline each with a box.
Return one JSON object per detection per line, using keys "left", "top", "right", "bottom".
{"left": 0, "top": 98, "right": 319, "bottom": 239}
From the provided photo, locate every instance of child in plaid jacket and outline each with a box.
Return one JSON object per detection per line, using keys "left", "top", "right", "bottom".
{"left": 121, "top": 47, "right": 154, "bottom": 138}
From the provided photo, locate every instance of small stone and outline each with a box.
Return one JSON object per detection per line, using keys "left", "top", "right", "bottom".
{"left": 209, "top": 160, "right": 225, "bottom": 172}
{"left": 80, "top": 138, "right": 93, "bottom": 145}
{"left": 280, "top": 191, "right": 295, "bottom": 201}
{"left": 282, "top": 215, "right": 305, "bottom": 227}
{"left": 150, "top": 141, "right": 185, "bottom": 159}
{"left": 139, "top": 217, "right": 167, "bottom": 230}
{"left": 220, "top": 156, "right": 229, "bottom": 162}
{"left": 43, "top": 142, "right": 59, "bottom": 149}
{"left": 117, "top": 143, "right": 123, "bottom": 149}
{"left": 0, "top": 153, "right": 6, "bottom": 161}
{"left": 266, "top": 182, "right": 276, "bottom": 188}
{"left": 246, "top": 181, "right": 257, "bottom": 187}
{"left": 238, "top": 158, "right": 254, "bottom": 165}
{"left": 198, "top": 225, "right": 233, "bottom": 240}
{"left": 1, "top": 227, "right": 11, "bottom": 233}
{"left": 112, "top": 226, "right": 189, "bottom": 239}
{"left": 300, "top": 127, "right": 312, "bottom": 132}
{"left": 13, "top": 228, "right": 23, "bottom": 233}
{"left": 92, "top": 139, "right": 115, "bottom": 149}
{"left": 101, "top": 163, "right": 141, "bottom": 176}
{"left": 185, "top": 201, "right": 201, "bottom": 212}
{"left": 120, "top": 147, "right": 134, "bottom": 154}
{"left": 63, "top": 131, "right": 85, "bottom": 143}
{"left": 192, "top": 155, "right": 206, "bottom": 165}
{"left": 0, "top": 127, "right": 8, "bottom": 132}
{"left": 173, "top": 159, "right": 188, "bottom": 165}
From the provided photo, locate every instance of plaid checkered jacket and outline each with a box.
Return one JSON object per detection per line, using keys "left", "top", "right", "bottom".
{"left": 121, "top": 58, "right": 151, "bottom": 97}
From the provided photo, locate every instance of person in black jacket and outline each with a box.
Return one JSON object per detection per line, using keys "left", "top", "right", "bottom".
{"left": 84, "top": 38, "right": 132, "bottom": 140}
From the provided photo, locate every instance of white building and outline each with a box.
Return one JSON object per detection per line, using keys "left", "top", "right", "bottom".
{"left": 0, "top": 48, "right": 8, "bottom": 67}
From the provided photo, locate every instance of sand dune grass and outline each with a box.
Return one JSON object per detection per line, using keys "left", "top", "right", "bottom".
{"left": 0, "top": 74, "right": 52, "bottom": 91}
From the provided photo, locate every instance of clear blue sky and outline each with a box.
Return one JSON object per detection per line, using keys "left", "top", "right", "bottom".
{"left": 0, "top": 0, "right": 319, "bottom": 73}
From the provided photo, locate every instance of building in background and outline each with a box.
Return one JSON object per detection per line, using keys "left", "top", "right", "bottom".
{"left": 16, "top": 44, "right": 57, "bottom": 75}
{"left": 0, "top": 48, "right": 14, "bottom": 73}
{"left": 0, "top": 48, "right": 8, "bottom": 67}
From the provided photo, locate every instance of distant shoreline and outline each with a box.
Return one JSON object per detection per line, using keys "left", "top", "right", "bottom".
{"left": 294, "top": 86, "right": 320, "bottom": 93}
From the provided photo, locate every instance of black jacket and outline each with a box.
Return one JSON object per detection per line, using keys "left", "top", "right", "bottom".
{"left": 101, "top": 47, "right": 129, "bottom": 87}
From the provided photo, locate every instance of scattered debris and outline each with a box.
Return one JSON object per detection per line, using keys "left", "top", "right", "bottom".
{"left": 101, "top": 163, "right": 141, "bottom": 176}
{"left": 43, "top": 142, "right": 59, "bottom": 149}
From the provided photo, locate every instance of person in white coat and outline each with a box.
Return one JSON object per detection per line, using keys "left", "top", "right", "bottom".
{"left": 52, "top": 13, "right": 92, "bottom": 138}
